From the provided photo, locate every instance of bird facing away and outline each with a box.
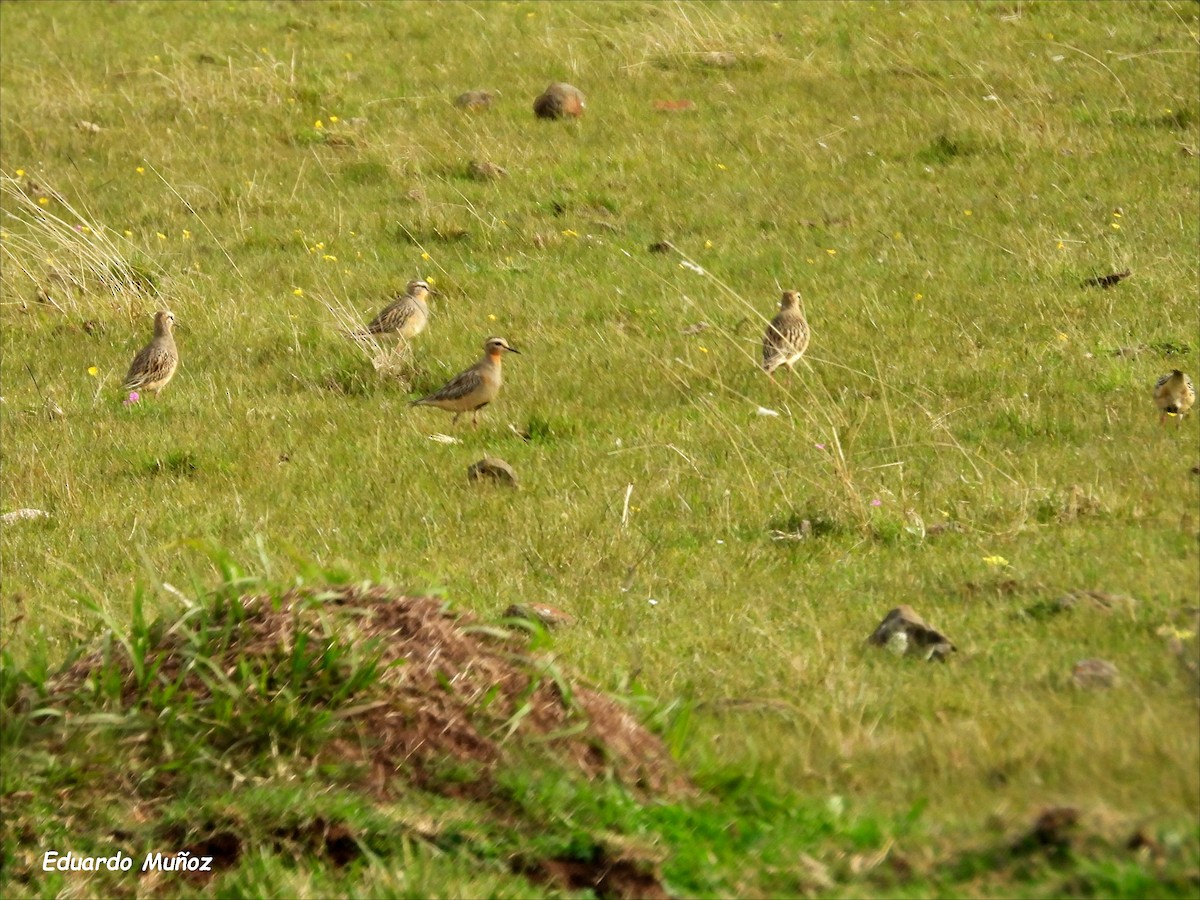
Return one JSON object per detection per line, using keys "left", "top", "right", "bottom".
{"left": 123, "top": 310, "right": 178, "bottom": 397}
{"left": 761, "top": 290, "right": 810, "bottom": 377}
{"left": 354, "top": 280, "right": 434, "bottom": 342}
{"left": 1153, "top": 370, "right": 1195, "bottom": 426}
{"left": 410, "top": 336, "right": 519, "bottom": 428}
{"left": 533, "top": 82, "right": 585, "bottom": 119}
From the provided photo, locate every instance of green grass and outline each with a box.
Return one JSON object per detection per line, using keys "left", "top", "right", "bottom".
{"left": 2, "top": 0, "right": 1198, "bottom": 896}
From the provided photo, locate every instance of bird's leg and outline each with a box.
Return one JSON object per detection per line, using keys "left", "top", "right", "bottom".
{"left": 452, "top": 412, "right": 462, "bottom": 427}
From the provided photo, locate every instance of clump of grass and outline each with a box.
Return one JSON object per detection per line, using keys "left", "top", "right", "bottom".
{"left": 0, "top": 173, "right": 163, "bottom": 315}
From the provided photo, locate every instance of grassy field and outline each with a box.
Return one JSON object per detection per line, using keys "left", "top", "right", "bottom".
{"left": 2, "top": 0, "right": 1198, "bottom": 896}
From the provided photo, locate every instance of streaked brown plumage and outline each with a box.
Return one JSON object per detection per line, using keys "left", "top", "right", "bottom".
{"left": 353, "top": 280, "right": 433, "bottom": 342}
{"left": 411, "top": 336, "right": 519, "bottom": 428}
{"left": 1153, "top": 369, "right": 1195, "bottom": 426}
{"left": 761, "top": 290, "right": 810, "bottom": 376}
{"left": 123, "top": 310, "right": 178, "bottom": 397}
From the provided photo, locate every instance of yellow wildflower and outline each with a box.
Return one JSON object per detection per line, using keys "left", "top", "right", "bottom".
{"left": 15, "top": 168, "right": 25, "bottom": 177}
{"left": 421, "top": 252, "right": 431, "bottom": 260}
{"left": 37, "top": 197, "right": 48, "bottom": 206}
{"left": 136, "top": 166, "right": 145, "bottom": 174}
{"left": 87, "top": 366, "right": 98, "bottom": 377}
{"left": 1111, "top": 223, "right": 1120, "bottom": 230}
{"left": 156, "top": 232, "right": 166, "bottom": 240}
{"left": 314, "top": 120, "right": 324, "bottom": 129}
{"left": 963, "top": 209, "right": 973, "bottom": 216}
{"left": 488, "top": 314, "right": 497, "bottom": 321}
{"left": 982, "top": 555, "right": 1009, "bottom": 567}
{"left": 293, "top": 287, "right": 303, "bottom": 296}
{"left": 562, "top": 229, "right": 578, "bottom": 237}
{"left": 826, "top": 248, "right": 836, "bottom": 255}
{"left": 323, "top": 254, "right": 336, "bottom": 261}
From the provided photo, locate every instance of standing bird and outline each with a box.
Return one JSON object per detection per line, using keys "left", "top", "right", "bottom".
{"left": 352, "top": 280, "right": 434, "bottom": 344}
{"left": 1153, "top": 370, "right": 1195, "bottom": 426}
{"left": 761, "top": 290, "right": 810, "bottom": 377}
{"left": 411, "top": 336, "right": 519, "bottom": 428}
{"left": 123, "top": 310, "right": 179, "bottom": 398}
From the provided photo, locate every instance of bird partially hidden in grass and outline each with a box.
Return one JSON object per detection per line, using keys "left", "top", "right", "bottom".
{"left": 761, "top": 290, "right": 810, "bottom": 378}
{"left": 123, "top": 310, "right": 178, "bottom": 398}
{"left": 533, "top": 82, "right": 585, "bottom": 119}
{"left": 411, "top": 336, "right": 519, "bottom": 428}
{"left": 1153, "top": 369, "right": 1195, "bottom": 426}
{"left": 349, "top": 280, "right": 434, "bottom": 345}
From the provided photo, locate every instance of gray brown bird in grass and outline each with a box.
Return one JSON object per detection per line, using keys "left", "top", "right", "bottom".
{"left": 761, "top": 290, "right": 810, "bottom": 377}
{"left": 410, "top": 336, "right": 519, "bottom": 427}
{"left": 352, "top": 280, "right": 433, "bottom": 343}
{"left": 533, "top": 82, "right": 585, "bottom": 119}
{"left": 1153, "top": 369, "right": 1195, "bottom": 425}
{"left": 123, "top": 310, "right": 178, "bottom": 397}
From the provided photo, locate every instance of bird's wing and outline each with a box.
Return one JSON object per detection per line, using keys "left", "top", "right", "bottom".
{"left": 125, "top": 344, "right": 175, "bottom": 388}
{"left": 420, "top": 366, "right": 484, "bottom": 403}
{"left": 367, "top": 299, "right": 408, "bottom": 333}
{"left": 1154, "top": 373, "right": 1171, "bottom": 391}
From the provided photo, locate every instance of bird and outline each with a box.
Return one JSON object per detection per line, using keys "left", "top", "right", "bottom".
{"left": 533, "top": 82, "right": 585, "bottom": 119}
{"left": 761, "top": 290, "right": 810, "bottom": 377}
{"left": 1153, "top": 369, "right": 1195, "bottom": 426}
{"left": 351, "top": 280, "right": 434, "bottom": 344}
{"left": 123, "top": 310, "right": 178, "bottom": 397}
{"left": 410, "top": 336, "right": 519, "bottom": 428}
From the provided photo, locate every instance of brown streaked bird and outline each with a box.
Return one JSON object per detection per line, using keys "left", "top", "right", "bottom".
{"left": 352, "top": 280, "right": 434, "bottom": 343}
{"left": 410, "top": 336, "right": 519, "bottom": 428}
{"left": 1153, "top": 369, "right": 1195, "bottom": 426}
{"left": 533, "top": 82, "right": 585, "bottom": 120}
{"left": 123, "top": 310, "right": 178, "bottom": 397}
{"left": 761, "top": 290, "right": 810, "bottom": 377}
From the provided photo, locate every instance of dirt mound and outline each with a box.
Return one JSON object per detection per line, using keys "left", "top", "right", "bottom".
{"left": 52, "top": 585, "right": 684, "bottom": 797}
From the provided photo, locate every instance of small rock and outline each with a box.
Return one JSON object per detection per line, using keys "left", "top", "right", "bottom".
{"left": 681, "top": 321, "right": 709, "bottom": 335}
{"left": 533, "top": 82, "right": 585, "bottom": 120}
{"left": 867, "top": 606, "right": 956, "bottom": 662}
{"left": 467, "top": 456, "right": 518, "bottom": 487}
{"left": 1053, "top": 589, "right": 1137, "bottom": 616}
{"left": 1013, "top": 807, "right": 1080, "bottom": 855}
{"left": 698, "top": 50, "right": 738, "bottom": 68}
{"left": 466, "top": 159, "right": 508, "bottom": 181}
{"left": 504, "top": 603, "right": 574, "bottom": 628}
{"left": 1, "top": 508, "right": 51, "bottom": 526}
{"left": 1071, "top": 658, "right": 1119, "bottom": 689}
{"left": 454, "top": 90, "right": 496, "bottom": 111}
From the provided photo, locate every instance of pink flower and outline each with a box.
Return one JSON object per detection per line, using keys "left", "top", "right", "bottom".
{"left": 870, "top": 498, "right": 882, "bottom": 507}
{"left": 124, "top": 391, "right": 140, "bottom": 406}
{"left": 814, "top": 443, "right": 826, "bottom": 450}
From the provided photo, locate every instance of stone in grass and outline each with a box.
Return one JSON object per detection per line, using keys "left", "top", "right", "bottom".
{"left": 698, "top": 50, "right": 738, "bottom": 68}
{"left": 0, "top": 508, "right": 51, "bottom": 526}
{"left": 1054, "top": 589, "right": 1137, "bottom": 616}
{"left": 1071, "top": 658, "right": 1119, "bottom": 690}
{"left": 466, "top": 160, "right": 508, "bottom": 181}
{"left": 867, "top": 605, "right": 956, "bottom": 662}
{"left": 533, "top": 82, "right": 585, "bottom": 120}
{"left": 454, "top": 90, "right": 496, "bottom": 111}
{"left": 467, "top": 456, "right": 518, "bottom": 487}
{"left": 504, "top": 603, "right": 575, "bottom": 629}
